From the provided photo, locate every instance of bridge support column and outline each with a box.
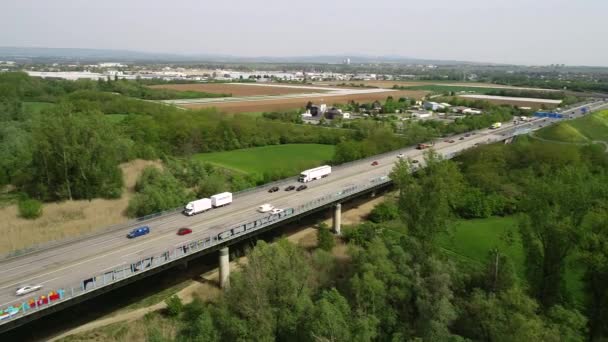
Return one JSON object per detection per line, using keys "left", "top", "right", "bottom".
{"left": 371, "top": 190, "right": 376, "bottom": 198}
{"left": 219, "top": 247, "right": 230, "bottom": 289}
{"left": 332, "top": 203, "right": 342, "bottom": 235}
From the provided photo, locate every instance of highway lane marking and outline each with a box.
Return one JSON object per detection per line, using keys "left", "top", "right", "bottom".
{"left": 0, "top": 232, "right": 182, "bottom": 291}
{"left": 0, "top": 108, "right": 592, "bottom": 298}
{"left": 101, "top": 263, "right": 126, "bottom": 273}
{"left": 0, "top": 130, "right": 487, "bottom": 279}
{"left": 122, "top": 249, "right": 145, "bottom": 258}
{"left": 0, "top": 107, "right": 596, "bottom": 292}
{"left": 0, "top": 275, "right": 66, "bottom": 307}
{"left": 0, "top": 235, "right": 126, "bottom": 276}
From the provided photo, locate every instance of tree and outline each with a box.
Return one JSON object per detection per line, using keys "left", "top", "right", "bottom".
{"left": 22, "top": 103, "right": 123, "bottom": 201}
{"left": 306, "top": 288, "right": 352, "bottom": 341}
{"left": 578, "top": 203, "right": 608, "bottom": 340}
{"left": 127, "top": 167, "right": 191, "bottom": 217}
{"left": 459, "top": 287, "right": 552, "bottom": 341}
{"left": 390, "top": 150, "right": 464, "bottom": 251}
{"left": 519, "top": 166, "right": 601, "bottom": 308}
{"left": 317, "top": 222, "right": 336, "bottom": 251}
{"left": 222, "top": 240, "right": 313, "bottom": 340}
{"left": 368, "top": 201, "right": 399, "bottom": 223}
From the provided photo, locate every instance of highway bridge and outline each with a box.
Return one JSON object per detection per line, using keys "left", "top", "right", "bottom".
{"left": 0, "top": 100, "right": 606, "bottom": 333}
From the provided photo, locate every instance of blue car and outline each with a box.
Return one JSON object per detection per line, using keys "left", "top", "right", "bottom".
{"left": 127, "top": 226, "right": 150, "bottom": 239}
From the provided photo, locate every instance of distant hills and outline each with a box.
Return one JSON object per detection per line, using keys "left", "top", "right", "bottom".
{"left": 0, "top": 46, "right": 487, "bottom": 65}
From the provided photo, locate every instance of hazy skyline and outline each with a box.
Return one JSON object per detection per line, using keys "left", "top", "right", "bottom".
{"left": 1, "top": 0, "right": 607, "bottom": 66}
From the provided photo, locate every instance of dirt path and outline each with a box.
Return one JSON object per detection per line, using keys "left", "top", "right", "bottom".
{"left": 50, "top": 195, "right": 387, "bottom": 341}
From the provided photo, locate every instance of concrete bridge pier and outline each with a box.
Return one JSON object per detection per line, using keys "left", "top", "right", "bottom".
{"left": 219, "top": 247, "right": 230, "bottom": 289}
{"left": 333, "top": 203, "right": 342, "bottom": 235}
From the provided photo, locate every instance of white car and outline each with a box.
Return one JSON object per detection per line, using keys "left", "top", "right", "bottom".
{"left": 270, "top": 208, "right": 284, "bottom": 215}
{"left": 397, "top": 153, "right": 405, "bottom": 158}
{"left": 16, "top": 285, "right": 42, "bottom": 296}
{"left": 258, "top": 203, "right": 274, "bottom": 213}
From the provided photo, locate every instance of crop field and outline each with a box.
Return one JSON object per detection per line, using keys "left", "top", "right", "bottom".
{"left": 317, "top": 80, "right": 516, "bottom": 90}
{"left": 193, "top": 144, "right": 335, "bottom": 176}
{"left": 458, "top": 94, "right": 561, "bottom": 108}
{"left": 182, "top": 90, "right": 428, "bottom": 113}
{"left": 150, "top": 83, "right": 328, "bottom": 97}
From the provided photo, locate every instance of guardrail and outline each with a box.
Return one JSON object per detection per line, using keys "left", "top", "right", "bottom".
{"left": 2, "top": 100, "right": 604, "bottom": 326}
{"left": 0, "top": 174, "right": 393, "bottom": 325}
{"left": 5, "top": 101, "right": 599, "bottom": 262}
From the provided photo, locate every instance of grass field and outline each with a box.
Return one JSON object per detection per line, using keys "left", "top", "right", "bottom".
{"left": 22, "top": 101, "right": 55, "bottom": 113}
{"left": 438, "top": 216, "right": 524, "bottom": 275}
{"left": 439, "top": 216, "right": 584, "bottom": 304}
{"left": 193, "top": 144, "right": 335, "bottom": 176}
{"left": 568, "top": 109, "right": 608, "bottom": 140}
{"left": 536, "top": 110, "right": 608, "bottom": 142}
{"left": 105, "top": 114, "right": 129, "bottom": 123}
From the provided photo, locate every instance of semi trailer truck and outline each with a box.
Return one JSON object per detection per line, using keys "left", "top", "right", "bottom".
{"left": 211, "top": 192, "right": 233, "bottom": 207}
{"left": 184, "top": 198, "right": 212, "bottom": 216}
{"left": 298, "top": 165, "right": 331, "bottom": 183}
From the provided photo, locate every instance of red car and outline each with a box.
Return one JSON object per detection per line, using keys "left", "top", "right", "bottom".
{"left": 177, "top": 227, "right": 192, "bottom": 236}
{"left": 371, "top": 161, "right": 379, "bottom": 166}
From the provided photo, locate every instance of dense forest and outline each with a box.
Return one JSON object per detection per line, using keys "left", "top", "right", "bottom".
{"left": 152, "top": 138, "right": 608, "bottom": 341}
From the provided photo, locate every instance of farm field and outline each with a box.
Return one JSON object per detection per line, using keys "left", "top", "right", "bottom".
{"left": 193, "top": 144, "right": 335, "bottom": 176}
{"left": 182, "top": 90, "right": 428, "bottom": 113}
{"left": 150, "top": 83, "right": 329, "bottom": 97}
{"left": 458, "top": 94, "right": 561, "bottom": 108}
{"left": 317, "top": 80, "right": 517, "bottom": 89}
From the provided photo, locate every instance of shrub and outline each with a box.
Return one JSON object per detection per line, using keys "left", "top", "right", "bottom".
{"left": 368, "top": 201, "right": 399, "bottom": 223}
{"left": 165, "top": 295, "right": 183, "bottom": 317}
{"left": 18, "top": 198, "right": 42, "bottom": 219}
{"left": 317, "top": 222, "right": 335, "bottom": 251}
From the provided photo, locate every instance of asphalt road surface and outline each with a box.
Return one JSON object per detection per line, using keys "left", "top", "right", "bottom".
{"left": 0, "top": 101, "right": 605, "bottom": 312}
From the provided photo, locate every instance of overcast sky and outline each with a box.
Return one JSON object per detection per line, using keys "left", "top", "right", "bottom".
{"left": 1, "top": 0, "right": 606, "bottom": 66}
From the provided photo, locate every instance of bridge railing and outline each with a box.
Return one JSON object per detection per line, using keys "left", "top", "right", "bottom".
{"left": 2, "top": 100, "right": 603, "bottom": 324}
{"left": 0, "top": 174, "right": 392, "bottom": 325}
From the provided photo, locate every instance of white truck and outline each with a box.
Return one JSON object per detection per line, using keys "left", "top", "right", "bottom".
{"left": 298, "top": 165, "right": 332, "bottom": 183}
{"left": 211, "top": 192, "right": 233, "bottom": 207}
{"left": 184, "top": 198, "right": 212, "bottom": 216}
{"left": 490, "top": 122, "right": 502, "bottom": 129}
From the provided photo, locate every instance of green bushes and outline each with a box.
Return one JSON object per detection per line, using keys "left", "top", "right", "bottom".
{"left": 18, "top": 197, "right": 42, "bottom": 219}
{"left": 316, "top": 223, "right": 335, "bottom": 251}
{"left": 127, "top": 167, "right": 191, "bottom": 218}
{"left": 165, "top": 295, "right": 184, "bottom": 317}
{"left": 368, "top": 201, "right": 399, "bottom": 223}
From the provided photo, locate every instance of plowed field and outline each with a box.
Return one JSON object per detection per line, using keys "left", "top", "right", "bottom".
{"left": 181, "top": 90, "right": 428, "bottom": 113}
{"left": 150, "top": 83, "right": 328, "bottom": 96}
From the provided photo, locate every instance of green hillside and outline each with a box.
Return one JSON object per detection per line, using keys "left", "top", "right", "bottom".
{"left": 536, "top": 109, "right": 608, "bottom": 142}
